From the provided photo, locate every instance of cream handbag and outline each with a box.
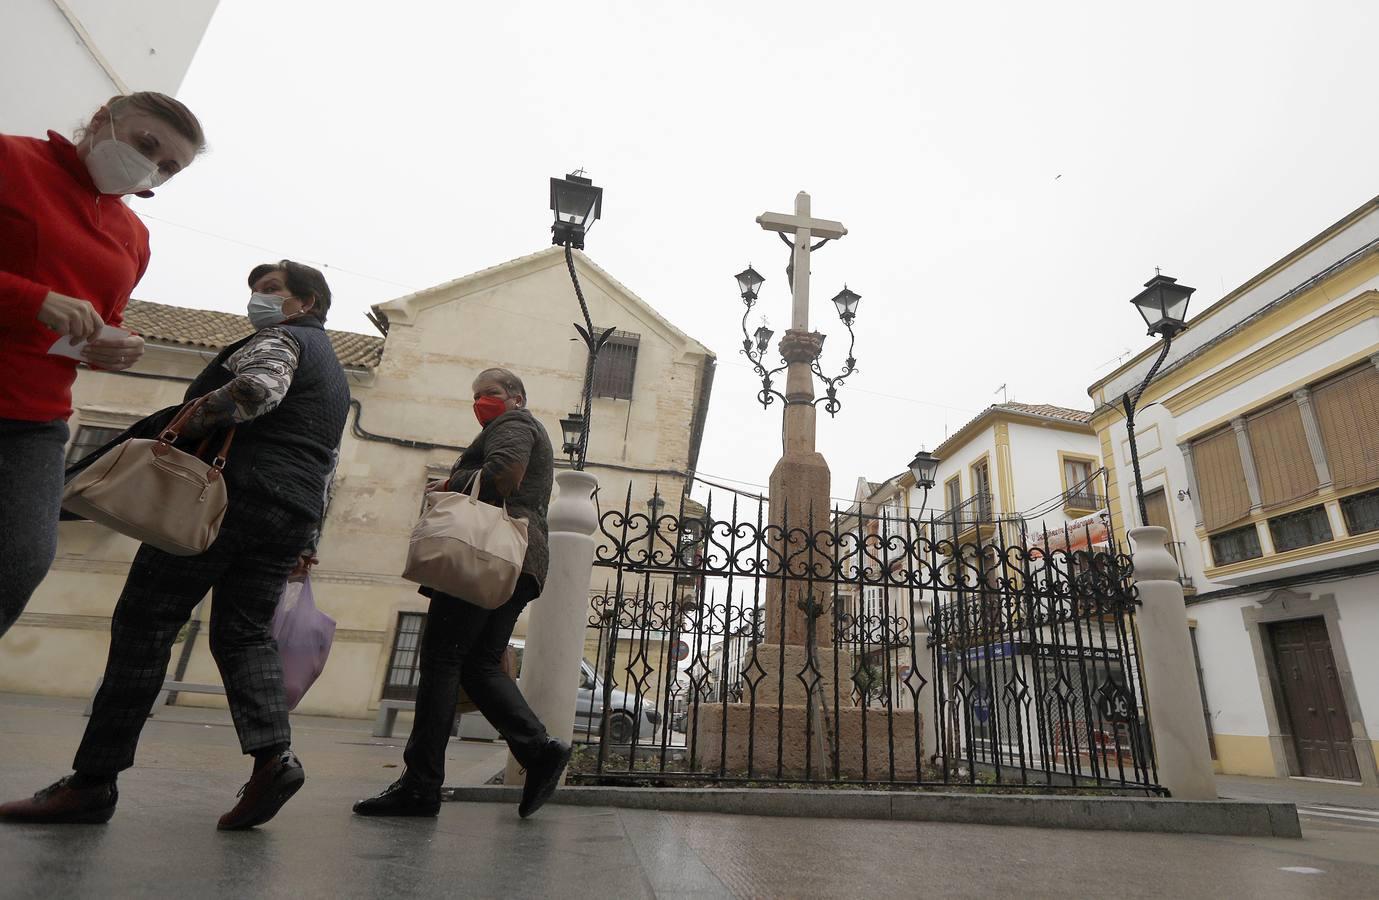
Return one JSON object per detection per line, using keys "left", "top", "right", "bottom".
{"left": 62, "top": 399, "right": 234, "bottom": 556}
{"left": 402, "top": 473, "right": 529, "bottom": 609}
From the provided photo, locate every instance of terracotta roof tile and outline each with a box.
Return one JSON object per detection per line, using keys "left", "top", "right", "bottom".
{"left": 124, "top": 300, "right": 383, "bottom": 368}
{"left": 993, "top": 402, "right": 1092, "bottom": 424}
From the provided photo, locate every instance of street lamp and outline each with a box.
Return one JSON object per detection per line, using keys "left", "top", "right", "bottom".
{"left": 737, "top": 269, "right": 862, "bottom": 417}
{"left": 559, "top": 410, "right": 584, "bottom": 462}
{"left": 908, "top": 449, "right": 939, "bottom": 520}
{"left": 1122, "top": 272, "right": 1195, "bottom": 525}
{"left": 549, "top": 170, "right": 614, "bottom": 471}
{"left": 550, "top": 172, "right": 603, "bottom": 250}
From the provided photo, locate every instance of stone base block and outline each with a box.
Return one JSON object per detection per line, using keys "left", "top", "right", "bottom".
{"left": 744, "top": 644, "right": 853, "bottom": 707}
{"left": 693, "top": 702, "right": 923, "bottom": 780}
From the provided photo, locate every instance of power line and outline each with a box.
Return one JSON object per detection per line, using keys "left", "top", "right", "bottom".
{"left": 139, "top": 213, "right": 421, "bottom": 292}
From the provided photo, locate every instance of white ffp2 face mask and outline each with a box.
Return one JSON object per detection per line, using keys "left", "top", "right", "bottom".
{"left": 248, "top": 292, "right": 288, "bottom": 330}
{"left": 83, "top": 118, "right": 166, "bottom": 195}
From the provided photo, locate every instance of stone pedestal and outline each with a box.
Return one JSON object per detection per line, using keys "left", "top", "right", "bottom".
{"left": 692, "top": 642, "right": 923, "bottom": 779}
{"left": 694, "top": 703, "right": 923, "bottom": 780}
{"left": 762, "top": 329, "right": 834, "bottom": 648}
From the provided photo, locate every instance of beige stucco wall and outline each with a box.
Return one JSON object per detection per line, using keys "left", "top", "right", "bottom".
{"left": 0, "top": 249, "right": 713, "bottom": 720}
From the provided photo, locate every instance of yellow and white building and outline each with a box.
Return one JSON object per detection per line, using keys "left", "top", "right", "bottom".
{"left": 1088, "top": 198, "right": 1379, "bottom": 786}
{"left": 920, "top": 402, "right": 1110, "bottom": 552}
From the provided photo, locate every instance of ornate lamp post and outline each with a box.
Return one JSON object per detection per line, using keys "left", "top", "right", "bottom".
{"left": 738, "top": 275, "right": 861, "bottom": 417}
{"left": 1122, "top": 272, "right": 1195, "bottom": 525}
{"left": 550, "top": 170, "right": 612, "bottom": 470}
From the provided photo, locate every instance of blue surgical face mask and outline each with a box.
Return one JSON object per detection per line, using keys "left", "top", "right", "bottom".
{"left": 248, "top": 292, "right": 287, "bottom": 329}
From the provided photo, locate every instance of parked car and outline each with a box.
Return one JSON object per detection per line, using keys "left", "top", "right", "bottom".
{"left": 457, "top": 638, "right": 660, "bottom": 744}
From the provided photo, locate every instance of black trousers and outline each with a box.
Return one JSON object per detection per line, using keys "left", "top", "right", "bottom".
{"left": 75, "top": 497, "right": 315, "bottom": 776}
{"left": 403, "top": 576, "right": 548, "bottom": 792}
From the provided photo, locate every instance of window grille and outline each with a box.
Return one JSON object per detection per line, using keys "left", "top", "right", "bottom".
{"left": 1266, "top": 505, "right": 1333, "bottom": 553}
{"left": 1208, "top": 524, "right": 1263, "bottom": 566}
{"left": 65, "top": 425, "right": 125, "bottom": 466}
{"left": 1340, "top": 488, "right": 1379, "bottom": 536}
{"left": 591, "top": 327, "right": 640, "bottom": 400}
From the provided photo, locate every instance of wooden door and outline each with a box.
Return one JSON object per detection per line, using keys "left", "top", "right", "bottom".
{"left": 1269, "top": 618, "right": 1360, "bottom": 781}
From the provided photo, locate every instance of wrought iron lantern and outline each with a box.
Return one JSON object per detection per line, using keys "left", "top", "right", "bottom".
{"left": 735, "top": 266, "right": 765, "bottom": 303}
{"left": 1130, "top": 273, "right": 1195, "bottom": 338}
{"left": 753, "top": 325, "right": 774, "bottom": 353}
{"left": 647, "top": 489, "right": 666, "bottom": 518}
{"left": 831, "top": 285, "right": 861, "bottom": 324}
{"left": 550, "top": 171, "right": 603, "bottom": 250}
{"left": 908, "top": 450, "right": 939, "bottom": 490}
{"left": 559, "top": 410, "right": 584, "bottom": 460}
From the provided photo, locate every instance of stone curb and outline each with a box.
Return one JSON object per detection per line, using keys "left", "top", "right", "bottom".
{"left": 442, "top": 785, "right": 1301, "bottom": 838}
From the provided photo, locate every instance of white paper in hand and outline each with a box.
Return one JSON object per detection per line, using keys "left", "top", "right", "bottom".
{"left": 48, "top": 326, "right": 131, "bottom": 360}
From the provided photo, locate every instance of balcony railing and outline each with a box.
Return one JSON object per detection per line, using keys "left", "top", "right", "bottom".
{"left": 1168, "top": 540, "right": 1194, "bottom": 590}
{"left": 935, "top": 492, "right": 994, "bottom": 542}
{"left": 1063, "top": 489, "right": 1106, "bottom": 511}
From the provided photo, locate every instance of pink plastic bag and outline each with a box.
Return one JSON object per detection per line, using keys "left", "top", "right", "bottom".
{"left": 270, "top": 575, "right": 336, "bottom": 711}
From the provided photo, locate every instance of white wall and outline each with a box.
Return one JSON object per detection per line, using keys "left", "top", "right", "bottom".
{"left": 1007, "top": 422, "right": 1100, "bottom": 528}
{"left": 0, "top": 0, "right": 217, "bottom": 137}
{"left": 1338, "top": 576, "right": 1379, "bottom": 742}
{"left": 1190, "top": 597, "right": 1272, "bottom": 738}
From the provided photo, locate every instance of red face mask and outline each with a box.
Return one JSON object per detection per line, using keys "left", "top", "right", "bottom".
{"left": 474, "top": 396, "right": 509, "bottom": 426}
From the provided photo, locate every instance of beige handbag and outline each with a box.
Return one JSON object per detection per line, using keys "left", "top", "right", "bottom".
{"left": 402, "top": 473, "right": 529, "bottom": 609}
{"left": 62, "top": 399, "right": 234, "bottom": 556}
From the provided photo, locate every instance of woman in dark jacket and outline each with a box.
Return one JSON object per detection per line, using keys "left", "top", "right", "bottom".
{"left": 354, "top": 367, "right": 570, "bottom": 820}
{"left": 0, "top": 261, "right": 350, "bottom": 831}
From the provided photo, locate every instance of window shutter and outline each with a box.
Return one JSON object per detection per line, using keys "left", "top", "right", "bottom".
{"left": 1246, "top": 398, "right": 1318, "bottom": 509}
{"left": 1311, "top": 363, "right": 1379, "bottom": 490}
{"left": 1191, "top": 427, "right": 1252, "bottom": 532}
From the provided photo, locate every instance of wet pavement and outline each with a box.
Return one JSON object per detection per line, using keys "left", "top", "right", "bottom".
{"left": 2, "top": 694, "right": 1378, "bottom": 899}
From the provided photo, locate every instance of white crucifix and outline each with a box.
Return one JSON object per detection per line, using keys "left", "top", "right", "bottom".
{"left": 756, "top": 191, "right": 847, "bottom": 333}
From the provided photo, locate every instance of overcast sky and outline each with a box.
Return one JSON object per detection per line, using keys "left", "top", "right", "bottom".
{"left": 131, "top": 0, "right": 1379, "bottom": 508}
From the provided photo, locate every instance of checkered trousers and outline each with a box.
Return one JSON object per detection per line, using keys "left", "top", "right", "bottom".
{"left": 74, "top": 494, "right": 317, "bottom": 776}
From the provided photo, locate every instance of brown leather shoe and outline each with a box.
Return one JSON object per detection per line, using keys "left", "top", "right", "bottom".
{"left": 217, "top": 751, "right": 305, "bottom": 831}
{"left": 0, "top": 777, "right": 118, "bottom": 825}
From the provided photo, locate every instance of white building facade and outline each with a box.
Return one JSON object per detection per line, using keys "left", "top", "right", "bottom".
{"left": 1088, "top": 197, "right": 1379, "bottom": 785}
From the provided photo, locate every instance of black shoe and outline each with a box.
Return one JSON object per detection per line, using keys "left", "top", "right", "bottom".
{"left": 518, "top": 739, "right": 572, "bottom": 819}
{"left": 218, "top": 750, "right": 305, "bottom": 831}
{"left": 352, "top": 778, "right": 441, "bottom": 818}
{"left": 0, "top": 776, "right": 117, "bottom": 825}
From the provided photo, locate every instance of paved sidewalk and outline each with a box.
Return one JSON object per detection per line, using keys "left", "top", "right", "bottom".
{"left": 1219, "top": 773, "right": 1379, "bottom": 831}
{"left": 2, "top": 694, "right": 1378, "bottom": 899}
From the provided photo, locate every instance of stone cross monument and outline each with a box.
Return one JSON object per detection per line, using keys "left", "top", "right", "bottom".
{"left": 756, "top": 192, "right": 847, "bottom": 646}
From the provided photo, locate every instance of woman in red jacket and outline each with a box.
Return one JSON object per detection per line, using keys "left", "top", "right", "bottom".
{"left": 0, "top": 92, "right": 205, "bottom": 638}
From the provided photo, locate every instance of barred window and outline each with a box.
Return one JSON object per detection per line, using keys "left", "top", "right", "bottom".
{"left": 591, "top": 327, "right": 640, "bottom": 400}
{"left": 1267, "top": 505, "right": 1333, "bottom": 553}
{"left": 1341, "top": 488, "right": 1379, "bottom": 536}
{"left": 66, "top": 425, "right": 125, "bottom": 465}
{"left": 1208, "top": 524, "right": 1262, "bottom": 566}
{"left": 381, "top": 612, "right": 426, "bottom": 701}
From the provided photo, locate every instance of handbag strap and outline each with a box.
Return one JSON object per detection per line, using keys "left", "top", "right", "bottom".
{"left": 159, "top": 397, "right": 236, "bottom": 473}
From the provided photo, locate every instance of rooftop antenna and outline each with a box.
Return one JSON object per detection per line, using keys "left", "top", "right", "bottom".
{"left": 995, "top": 383, "right": 1009, "bottom": 403}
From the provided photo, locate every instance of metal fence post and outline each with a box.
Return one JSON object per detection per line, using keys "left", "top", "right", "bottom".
{"left": 505, "top": 469, "right": 600, "bottom": 785}
{"left": 1128, "top": 525, "right": 1218, "bottom": 799}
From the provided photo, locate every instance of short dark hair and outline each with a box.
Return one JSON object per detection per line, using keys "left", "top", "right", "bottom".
{"left": 85, "top": 92, "right": 207, "bottom": 153}
{"left": 248, "top": 260, "right": 332, "bottom": 323}
{"left": 473, "top": 367, "right": 527, "bottom": 402}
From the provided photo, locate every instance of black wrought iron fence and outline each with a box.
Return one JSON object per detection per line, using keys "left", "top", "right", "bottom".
{"left": 572, "top": 486, "right": 1162, "bottom": 794}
